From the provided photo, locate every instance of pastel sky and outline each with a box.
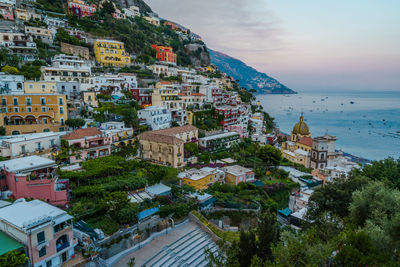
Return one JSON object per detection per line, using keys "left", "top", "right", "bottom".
{"left": 145, "top": 0, "right": 400, "bottom": 92}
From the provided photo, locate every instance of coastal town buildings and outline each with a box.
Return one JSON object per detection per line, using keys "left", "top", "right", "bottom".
{"left": 0, "top": 93, "right": 68, "bottom": 135}
{"left": 178, "top": 168, "right": 215, "bottom": 190}
{"left": 138, "top": 125, "right": 198, "bottom": 168}
{"left": 0, "top": 199, "right": 77, "bottom": 266}
{"left": 41, "top": 54, "right": 91, "bottom": 84}
{"left": 152, "top": 45, "right": 177, "bottom": 65}
{"left": 63, "top": 128, "right": 112, "bottom": 163}
{"left": 199, "top": 131, "right": 240, "bottom": 153}
{"left": 68, "top": 0, "right": 97, "bottom": 17}
{"left": 94, "top": 39, "right": 131, "bottom": 67}
{"left": 0, "top": 32, "right": 38, "bottom": 62}
{"left": 138, "top": 105, "right": 172, "bottom": 130}
{"left": 224, "top": 165, "right": 255, "bottom": 185}
{"left": 123, "top": 5, "right": 140, "bottom": 18}
{"left": 0, "top": 156, "right": 69, "bottom": 206}
{"left": 0, "top": 131, "right": 60, "bottom": 159}
{"left": 24, "top": 26, "right": 53, "bottom": 44}
{"left": 60, "top": 42, "right": 90, "bottom": 60}
{"left": 0, "top": 74, "right": 24, "bottom": 94}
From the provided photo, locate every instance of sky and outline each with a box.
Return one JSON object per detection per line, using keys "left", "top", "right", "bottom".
{"left": 145, "top": 0, "right": 400, "bottom": 92}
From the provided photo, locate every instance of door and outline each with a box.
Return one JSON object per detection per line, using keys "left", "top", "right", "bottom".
{"left": 62, "top": 252, "right": 67, "bottom": 262}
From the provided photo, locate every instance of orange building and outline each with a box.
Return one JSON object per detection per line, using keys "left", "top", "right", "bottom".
{"left": 152, "top": 45, "right": 177, "bottom": 65}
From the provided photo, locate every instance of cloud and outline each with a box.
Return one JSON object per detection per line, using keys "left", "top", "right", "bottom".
{"left": 146, "top": 0, "right": 285, "bottom": 58}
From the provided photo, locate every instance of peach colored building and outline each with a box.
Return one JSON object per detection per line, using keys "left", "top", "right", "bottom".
{"left": 0, "top": 199, "right": 77, "bottom": 267}
{"left": 138, "top": 125, "right": 198, "bottom": 168}
{"left": 0, "top": 156, "right": 69, "bottom": 206}
{"left": 63, "top": 128, "right": 112, "bottom": 163}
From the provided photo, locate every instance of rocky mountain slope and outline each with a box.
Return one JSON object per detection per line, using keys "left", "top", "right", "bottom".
{"left": 209, "top": 50, "right": 296, "bottom": 94}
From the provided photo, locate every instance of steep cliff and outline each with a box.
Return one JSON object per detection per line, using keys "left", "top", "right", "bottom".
{"left": 210, "top": 50, "right": 296, "bottom": 94}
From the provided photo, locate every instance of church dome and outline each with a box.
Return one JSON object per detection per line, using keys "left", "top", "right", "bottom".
{"left": 292, "top": 115, "right": 310, "bottom": 135}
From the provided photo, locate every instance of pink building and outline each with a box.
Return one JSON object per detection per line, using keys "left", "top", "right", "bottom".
{"left": 63, "top": 128, "right": 111, "bottom": 163}
{"left": 0, "top": 199, "right": 77, "bottom": 267}
{"left": 0, "top": 156, "right": 69, "bottom": 206}
{"left": 0, "top": 4, "right": 14, "bottom": 20}
{"left": 68, "top": 0, "right": 97, "bottom": 17}
{"left": 225, "top": 125, "right": 248, "bottom": 138}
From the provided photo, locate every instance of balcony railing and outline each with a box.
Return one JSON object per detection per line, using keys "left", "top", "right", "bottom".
{"left": 56, "top": 241, "right": 70, "bottom": 252}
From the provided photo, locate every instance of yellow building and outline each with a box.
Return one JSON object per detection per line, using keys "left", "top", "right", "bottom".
{"left": 94, "top": 39, "right": 131, "bottom": 67}
{"left": 152, "top": 81, "right": 180, "bottom": 108}
{"left": 281, "top": 115, "right": 312, "bottom": 168}
{"left": 0, "top": 94, "right": 68, "bottom": 135}
{"left": 291, "top": 115, "right": 311, "bottom": 142}
{"left": 83, "top": 91, "right": 98, "bottom": 108}
{"left": 24, "top": 81, "right": 57, "bottom": 94}
{"left": 178, "top": 168, "right": 214, "bottom": 190}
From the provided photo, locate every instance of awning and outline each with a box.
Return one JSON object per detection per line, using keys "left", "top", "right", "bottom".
{"left": 0, "top": 231, "right": 23, "bottom": 255}
{"left": 53, "top": 214, "right": 73, "bottom": 226}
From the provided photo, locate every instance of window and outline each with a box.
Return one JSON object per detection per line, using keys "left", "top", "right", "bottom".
{"left": 41, "top": 107, "right": 46, "bottom": 112}
{"left": 61, "top": 118, "right": 64, "bottom": 125}
{"left": 13, "top": 107, "right": 19, "bottom": 112}
{"left": 41, "top": 98, "right": 46, "bottom": 105}
{"left": 13, "top": 98, "right": 18, "bottom": 106}
{"left": 36, "top": 142, "right": 41, "bottom": 150}
{"left": 21, "top": 145, "right": 26, "bottom": 154}
{"left": 42, "top": 84, "right": 46, "bottom": 89}
{"left": 60, "top": 107, "right": 64, "bottom": 114}
{"left": 37, "top": 231, "right": 45, "bottom": 244}
{"left": 27, "top": 107, "right": 32, "bottom": 112}
{"left": 2, "top": 108, "right": 6, "bottom": 113}
{"left": 39, "top": 247, "right": 46, "bottom": 258}
{"left": 46, "top": 259, "right": 52, "bottom": 267}
{"left": 26, "top": 98, "right": 31, "bottom": 105}
{"left": 59, "top": 98, "right": 63, "bottom": 105}
{"left": 1, "top": 99, "right": 6, "bottom": 105}
{"left": 50, "top": 139, "right": 55, "bottom": 146}
{"left": 43, "top": 118, "right": 48, "bottom": 124}
{"left": 29, "top": 84, "right": 33, "bottom": 89}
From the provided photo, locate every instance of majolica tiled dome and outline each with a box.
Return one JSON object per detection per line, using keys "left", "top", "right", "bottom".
{"left": 292, "top": 115, "right": 310, "bottom": 135}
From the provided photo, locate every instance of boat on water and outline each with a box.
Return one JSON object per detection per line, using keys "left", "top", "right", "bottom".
{"left": 350, "top": 101, "right": 355, "bottom": 104}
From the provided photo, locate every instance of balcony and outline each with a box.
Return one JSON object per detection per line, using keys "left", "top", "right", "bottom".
{"left": 56, "top": 234, "right": 70, "bottom": 252}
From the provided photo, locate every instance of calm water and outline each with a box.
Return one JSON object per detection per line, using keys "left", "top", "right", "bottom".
{"left": 257, "top": 91, "right": 400, "bottom": 161}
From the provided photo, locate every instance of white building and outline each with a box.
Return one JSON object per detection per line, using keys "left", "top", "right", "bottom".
{"left": 138, "top": 106, "right": 172, "bottom": 130}
{"left": 0, "top": 199, "right": 77, "bottom": 267}
{"left": 41, "top": 54, "right": 91, "bottom": 84}
{"left": 0, "top": 32, "right": 38, "bottom": 62}
{"left": 43, "top": 16, "right": 68, "bottom": 28}
{"left": 149, "top": 64, "right": 178, "bottom": 77}
{"left": 0, "top": 0, "right": 15, "bottom": 6}
{"left": 171, "top": 108, "right": 188, "bottom": 126}
{"left": 0, "top": 73, "right": 24, "bottom": 95}
{"left": 122, "top": 5, "right": 140, "bottom": 18}
{"left": 0, "top": 132, "right": 61, "bottom": 158}
{"left": 100, "top": 121, "right": 134, "bottom": 143}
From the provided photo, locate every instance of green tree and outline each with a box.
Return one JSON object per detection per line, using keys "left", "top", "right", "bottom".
{"left": 238, "top": 230, "right": 257, "bottom": 267}
{"left": 256, "top": 211, "right": 279, "bottom": 261}
{"left": 0, "top": 250, "right": 29, "bottom": 267}
{"left": 1, "top": 65, "right": 19, "bottom": 74}
{"left": 184, "top": 142, "right": 199, "bottom": 156}
{"left": 0, "top": 126, "right": 5, "bottom": 136}
{"left": 334, "top": 231, "right": 389, "bottom": 267}
{"left": 65, "top": 118, "right": 86, "bottom": 129}
{"left": 257, "top": 145, "right": 282, "bottom": 167}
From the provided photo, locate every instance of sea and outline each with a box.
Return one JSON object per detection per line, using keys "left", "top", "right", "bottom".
{"left": 257, "top": 90, "right": 400, "bottom": 161}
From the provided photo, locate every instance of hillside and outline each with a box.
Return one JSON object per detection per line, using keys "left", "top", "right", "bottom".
{"left": 209, "top": 50, "right": 296, "bottom": 94}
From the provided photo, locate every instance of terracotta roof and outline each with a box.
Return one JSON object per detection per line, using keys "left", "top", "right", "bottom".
{"left": 160, "top": 81, "right": 172, "bottom": 85}
{"left": 178, "top": 93, "right": 186, "bottom": 96}
{"left": 192, "top": 93, "right": 205, "bottom": 96}
{"left": 63, "top": 128, "right": 102, "bottom": 140}
{"left": 298, "top": 137, "right": 313, "bottom": 147}
{"left": 150, "top": 125, "right": 198, "bottom": 136}
{"left": 138, "top": 132, "right": 184, "bottom": 145}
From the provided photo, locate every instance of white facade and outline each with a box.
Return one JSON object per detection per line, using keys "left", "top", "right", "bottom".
{"left": 0, "top": 132, "right": 61, "bottom": 158}
{"left": 41, "top": 54, "right": 91, "bottom": 83}
{"left": 138, "top": 106, "right": 172, "bottom": 130}
{"left": 0, "top": 0, "right": 16, "bottom": 6}
{"left": 150, "top": 64, "right": 178, "bottom": 77}
{"left": 123, "top": 5, "right": 140, "bottom": 18}
{"left": 44, "top": 16, "right": 68, "bottom": 28}
{"left": 0, "top": 73, "right": 24, "bottom": 95}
